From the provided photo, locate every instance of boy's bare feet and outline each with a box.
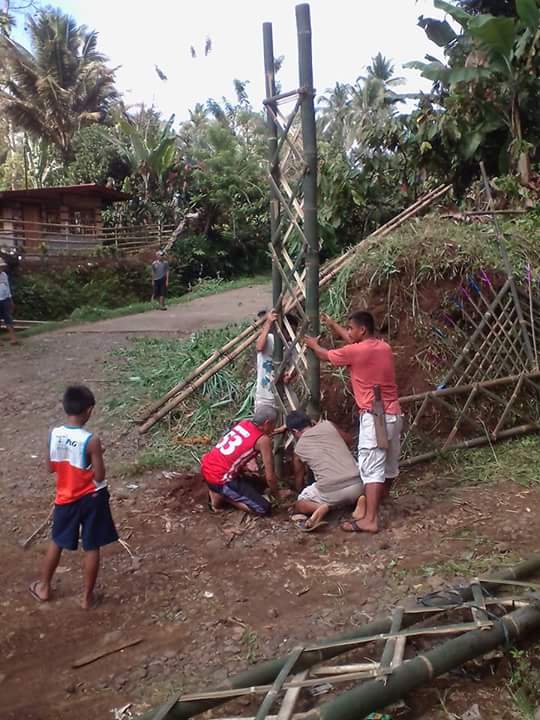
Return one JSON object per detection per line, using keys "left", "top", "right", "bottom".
{"left": 29, "top": 580, "right": 49, "bottom": 602}
{"left": 81, "top": 592, "right": 102, "bottom": 610}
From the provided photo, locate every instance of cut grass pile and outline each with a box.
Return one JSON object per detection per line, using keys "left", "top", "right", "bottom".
{"left": 323, "top": 211, "right": 540, "bottom": 318}
{"left": 106, "top": 323, "right": 255, "bottom": 470}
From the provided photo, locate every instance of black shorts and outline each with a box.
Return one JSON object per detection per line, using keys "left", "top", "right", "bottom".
{"left": 153, "top": 277, "right": 166, "bottom": 298}
{"left": 52, "top": 488, "right": 118, "bottom": 551}
{"left": 0, "top": 298, "right": 13, "bottom": 326}
{"left": 206, "top": 476, "right": 271, "bottom": 516}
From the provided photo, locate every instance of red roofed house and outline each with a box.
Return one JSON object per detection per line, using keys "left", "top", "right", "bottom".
{"left": 0, "top": 184, "right": 130, "bottom": 254}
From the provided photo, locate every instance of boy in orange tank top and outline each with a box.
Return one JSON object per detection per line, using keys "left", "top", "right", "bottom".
{"left": 29, "top": 385, "right": 118, "bottom": 610}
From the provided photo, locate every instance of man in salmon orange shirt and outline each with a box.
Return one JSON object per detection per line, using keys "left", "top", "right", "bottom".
{"left": 304, "top": 311, "right": 402, "bottom": 534}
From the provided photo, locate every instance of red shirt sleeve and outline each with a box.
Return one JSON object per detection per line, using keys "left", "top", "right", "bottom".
{"left": 328, "top": 344, "right": 357, "bottom": 367}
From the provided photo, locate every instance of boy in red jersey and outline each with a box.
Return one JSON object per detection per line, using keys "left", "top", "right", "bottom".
{"left": 201, "top": 406, "right": 283, "bottom": 515}
{"left": 29, "top": 385, "right": 118, "bottom": 609}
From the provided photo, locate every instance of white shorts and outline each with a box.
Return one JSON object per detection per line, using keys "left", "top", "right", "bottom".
{"left": 298, "top": 483, "right": 325, "bottom": 505}
{"left": 298, "top": 481, "right": 363, "bottom": 507}
{"left": 358, "top": 413, "right": 402, "bottom": 485}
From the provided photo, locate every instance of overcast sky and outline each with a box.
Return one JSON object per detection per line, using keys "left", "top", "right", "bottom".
{"left": 14, "top": 0, "right": 447, "bottom": 122}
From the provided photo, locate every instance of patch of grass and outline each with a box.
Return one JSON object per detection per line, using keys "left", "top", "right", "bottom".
{"left": 421, "top": 549, "right": 520, "bottom": 579}
{"left": 449, "top": 435, "right": 540, "bottom": 488}
{"left": 241, "top": 628, "right": 259, "bottom": 664}
{"left": 317, "top": 541, "right": 329, "bottom": 555}
{"left": 107, "top": 323, "right": 256, "bottom": 470}
{"left": 507, "top": 648, "right": 540, "bottom": 719}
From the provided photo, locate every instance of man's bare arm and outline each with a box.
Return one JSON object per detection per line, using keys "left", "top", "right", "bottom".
{"left": 321, "top": 313, "right": 350, "bottom": 343}
{"left": 87, "top": 436, "right": 106, "bottom": 485}
{"left": 304, "top": 335, "right": 330, "bottom": 362}
{"left": 256, "top": 435, "right": 278, "bottom": 494}
{"left": 293, "top": 454, "right": 306, "bottom": 492}
{"left": 256, "top": 310, "right": 277, "bottom": 353}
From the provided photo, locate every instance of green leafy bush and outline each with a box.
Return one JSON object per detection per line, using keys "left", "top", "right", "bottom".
{"left": 10, "top": 261, "right": 172, "bottom": 320}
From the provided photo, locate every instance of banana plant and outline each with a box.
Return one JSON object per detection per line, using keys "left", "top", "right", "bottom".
{"left": 408, "top": 0, "right": 540, "bottom": 181}
{"left": 110, "top": 113, "right": 177, "bottom": 200}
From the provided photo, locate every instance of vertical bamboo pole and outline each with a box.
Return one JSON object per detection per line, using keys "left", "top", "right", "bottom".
{"left": 264, "top": 22, "right": 282, "bottom": 357}
{"left": 296, "top": 3, "right": 320, "bottom": 418}
{"left": 263, "top": 21, "right": 285, "bottom": 476}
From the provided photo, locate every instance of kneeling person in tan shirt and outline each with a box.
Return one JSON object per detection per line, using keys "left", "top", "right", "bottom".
{"left": 286, "top": 411, "right": 365, "bottom": 529}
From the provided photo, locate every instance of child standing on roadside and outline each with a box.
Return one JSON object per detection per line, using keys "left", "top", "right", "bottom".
{"left": 29, "top": 385, "right": 118, "bottom": 609}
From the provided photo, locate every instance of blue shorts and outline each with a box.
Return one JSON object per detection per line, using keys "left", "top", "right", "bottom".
{"left": 52, "top": 488, "right": 118, "bottom": 551}
{"left": 0, "top": 298, "right": 13, "bottom": 326}
{"left": 153, "top": 277, "right": 167, "bottom": 298}
{"left": 206, "top": 476, "right": 271, "bottom": 516}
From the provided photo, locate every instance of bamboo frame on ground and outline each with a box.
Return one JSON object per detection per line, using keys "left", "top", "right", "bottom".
{"left": 399, "top": 370, "right": 540, "bottom": 467}
{"left": 139, "top": 556, "right": 540, "bottom": 720}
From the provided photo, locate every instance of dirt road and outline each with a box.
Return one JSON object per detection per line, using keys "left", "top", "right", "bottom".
{"left": 1, "top": 282, "right": 539, "bottom": 720}
{"left": 67, "top": 284, "right": 272, "bottom": 334}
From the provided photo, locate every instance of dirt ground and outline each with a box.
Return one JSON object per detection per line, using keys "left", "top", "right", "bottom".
{"left": 1, "top": 287, "right": 540, "bottom": 720}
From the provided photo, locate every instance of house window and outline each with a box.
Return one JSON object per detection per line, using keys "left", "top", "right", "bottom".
{"left": 69, "top": 209, "right": 96, "bottom": 234}
{"left": 45, "top": 207, "right": 61, "bottom": 234}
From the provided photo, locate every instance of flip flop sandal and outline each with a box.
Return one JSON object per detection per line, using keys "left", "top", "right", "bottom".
{"left": 299, "top": 519, "right": 329, "bottom": 533}
{"left": 340, "top": 520, "right": 365, "bottom": 533}
{"left": 28, "top": 581, "right": 47, "bottom": 603}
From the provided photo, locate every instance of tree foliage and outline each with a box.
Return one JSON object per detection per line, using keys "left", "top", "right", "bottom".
{"left": 0, "top": 7, "right": 117, "bottom": 160}
{"left": 1, "top": 1, "right": 539, "bottom": 291}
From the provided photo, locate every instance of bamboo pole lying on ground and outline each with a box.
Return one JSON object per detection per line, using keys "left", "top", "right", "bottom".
{"left": 401, "top": 421, "right": 540, "bottom": 467}
{"left": 301, "top": 601, "right": 540, "bottom": 720}
{"left": 137, "top": 184, "right": 452, "bottom": 432}
{"left": 139, "top": 555, "right": 540, "bottom": 720}
{"left": 399, "top": 369, "right": 540, "bottom": 404}
{"left": 400, "top": 370, "right": 540, "bottom": 466}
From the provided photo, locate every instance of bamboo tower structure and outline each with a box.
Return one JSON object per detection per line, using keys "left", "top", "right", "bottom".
{"left": 136, "top": 184, "right": 451, "bottom": 433}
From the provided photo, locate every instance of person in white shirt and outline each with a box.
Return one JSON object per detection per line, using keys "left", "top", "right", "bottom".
{"left": 0, "top": 259, "right": 17, "bottom": 346}
{"left": 254, "top": 309, "right": 298, "bottom": 411}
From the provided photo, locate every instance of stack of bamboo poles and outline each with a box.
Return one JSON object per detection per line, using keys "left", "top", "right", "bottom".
{"left": 136, "top": 184, "right": 452, "bottom": 433}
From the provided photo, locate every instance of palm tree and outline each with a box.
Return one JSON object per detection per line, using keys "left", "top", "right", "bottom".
{"left": 366, "top": 52, "right": 405, "bottom": 88}
{"left": 318, "top": 82, "right": 352, "bottom": 145}
{"left": 0, "top": 8, "right": 117, "bottom": 162}
{"left": 345, "top": 55, "right": 405, "bottom": 153}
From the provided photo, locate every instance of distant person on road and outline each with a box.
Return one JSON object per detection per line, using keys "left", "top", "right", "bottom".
{"left": 0, "top": 258, "right": 17, "bottom": 345}
{"left": 151, "top": 250, "right": 169, "bottom": 310}
{"left": 286, "top": 411, "right": 365, "bottom": 531}
{"left": 200, "top": 406, "right": 289, "bottom": 516}
{"left": 255, "top": 309, "right": 298, "bottom": 411}
{"left": 29, "top": 385, "right": 118, "bottom": 610}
